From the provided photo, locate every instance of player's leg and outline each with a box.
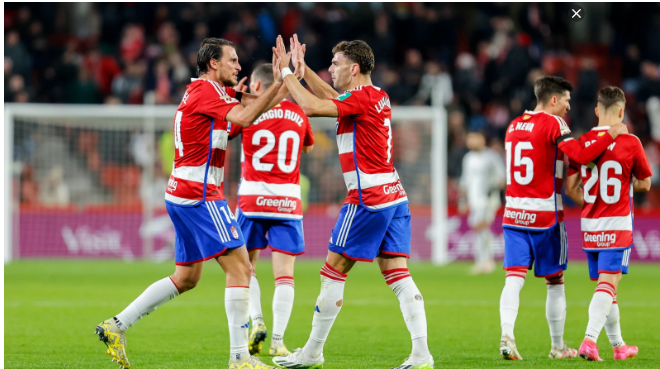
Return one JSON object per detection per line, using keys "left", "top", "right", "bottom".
{"left": 532, "top": 222, "right": 575, "bottom": 359}
{"left": 471, "top": 222, "right": 495, "bottom": 275}
{"left": 605, "top": 248, "right": 637, "bottom": 360}
{"left": 377, "top": 204, "right": 433, "bottom": 369}
{"left": 94, "top": 203, "right": 203, "bottom": 369}
{"left": 270, "top": 251, "right": 296, "bottom": 355}
{"left": 499, "top": 228, "right": 532, "bottom": 360}
{"left": 273, "top": 250, "right": 353, "bottom": 368}
{"left": 267, "top": 219, "right": 305, "bottom": 356}
{"left": 579, "top": 269, "right": 620, "bottom": 361}
{"left": 238, "top": 211, "right": 270, "bottom": 355}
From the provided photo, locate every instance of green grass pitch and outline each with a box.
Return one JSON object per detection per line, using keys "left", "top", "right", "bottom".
{"left": 5, "top": 260, "right": 660, "bottom": 368}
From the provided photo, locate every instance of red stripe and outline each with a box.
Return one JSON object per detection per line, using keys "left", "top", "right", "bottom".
{"left": 227, "top": 286, "right": 249, "bottom": 288}
{"left": 322, "top": 262, "right": 347, "bottom": 277}
{"left": 341, "top": 252, "right": 374, "bottom": 263}
{"left": 598, "top": 281, "right": 616, "bottom": 290}
{"left": 384, "top": 274, "right": 410, "bottom": 285}
{"left": 270, "top": 245, "right": 305, "bottom": 256}
{"left": 535, "top": 269, "right": 564, "bottom": 278}
{"left": 382, "top": 268, "right": 409, "bottom": 275}
{"left": 168, "top": 276, "right": 182, "bottom": 294}
{"left": 598, "top": 270, "right": 623, "bottom": 274}
{"left": 320, "top": 271, "right": 346, "bottom": 282}
{"left": 379, "top": 251, "right": 410, "bottom": 258}
{"left": 503, "top": 266, "right": 531, "bottom": 271}
{"left": 339, "top": 153, "right": 355, "bottom": 172}
{"left": 275, "top": 276, "right": 294, "bottom": 281}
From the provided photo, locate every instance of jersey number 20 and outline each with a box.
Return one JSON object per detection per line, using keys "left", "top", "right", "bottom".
{"left": 252, "top": 129, "right": 300, "bottom": 173}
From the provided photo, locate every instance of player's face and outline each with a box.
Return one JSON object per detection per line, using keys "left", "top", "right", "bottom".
{"left": 556, "top": 91, "right": 571, "bottom": 117}
{"left": 329, "top": 52, "right": 354, "bottom": 90}
{"left": 466, "top": 132, "right": 486, "bottom": 151}
{"left": 217, "top": 46, "right": 241, "bottom": 86}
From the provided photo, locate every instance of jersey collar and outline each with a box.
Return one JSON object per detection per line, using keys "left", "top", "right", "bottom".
{"left": 592, "top": 126, "right": 610, "bottom": 131}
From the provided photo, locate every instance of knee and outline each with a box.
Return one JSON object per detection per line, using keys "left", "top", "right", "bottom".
{"left": 545, "top": 273, "right": 564, "bottom": 286}
{"left": 171, "top": 274, "right": 200, "bottom": 293}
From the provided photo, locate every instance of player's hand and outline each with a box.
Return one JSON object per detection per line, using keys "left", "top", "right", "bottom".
{"left": 291, "top": 34, "right": 306, "bottom": 80}
{"left": 275, "top": 35, "right": 292, "bottom": 72}
{"left": 272, "top": 50, "right": 283, "bottom": 84}
{"left": 608, "top": 123, "right": 628, "bottom": 139}
{"left": 234, "top": 77, "right": 248, "bottom": 93}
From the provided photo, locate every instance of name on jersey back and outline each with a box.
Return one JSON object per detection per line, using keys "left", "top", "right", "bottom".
{"left": 375, "top": 96, "right": 391, "bottom": 113}
{"left": 508, "top": 122, "right": 535, "bottom": 133}
{"left": 253, "top": 107, "right": 304, "bottom": 126}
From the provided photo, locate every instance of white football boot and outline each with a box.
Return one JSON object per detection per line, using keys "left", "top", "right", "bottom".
{"left": 272, "top": 348, "right": 324, "bottom": 368}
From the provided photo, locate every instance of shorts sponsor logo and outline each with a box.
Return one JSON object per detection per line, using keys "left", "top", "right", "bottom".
{"left": 585, "top": 232, "right": 616, "bottom": 247}
{"left": 167, "top": 178, "right": 178, "bottom": 192}
{"left": 504, "top": 209, "right": 537, "bottom": 226}
{"left": 383, "top": 183, "right": 405, "bottom": 195}
{"left": 256, "top": 196, "right": 297, "bottom": 213}
{"left": 231, "top": 226, "right": 239, "bottom": 239}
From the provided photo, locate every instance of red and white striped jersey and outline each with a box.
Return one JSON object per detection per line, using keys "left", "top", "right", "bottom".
{"left": 330, "top": 85, "right": 407, "bottom": 211}
{"left": 231, "top": 100, "right": 314, "bottom": 220}
{"left": 503, "top": 110, "right": 572, "bottom": 229}
{"left": 165, "top": 78, "right": 240, "bottom": 205}
{"left": 568, "top": 127, "right": 653, "bottom": 250}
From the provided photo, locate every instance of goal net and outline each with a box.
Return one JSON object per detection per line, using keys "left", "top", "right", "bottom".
{"left": 5, "top": 104, "right": 447, "bottom": 264}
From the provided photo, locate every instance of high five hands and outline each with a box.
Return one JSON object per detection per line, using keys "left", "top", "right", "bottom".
{"left": 272, "top": 34, "right": 306, "bottom": 80}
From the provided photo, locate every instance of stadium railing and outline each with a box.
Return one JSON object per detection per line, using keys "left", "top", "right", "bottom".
{"left": 4, "top": 103, "right": 449, "bottom": 265}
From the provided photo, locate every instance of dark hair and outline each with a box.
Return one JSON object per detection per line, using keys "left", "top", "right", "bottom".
{"left": 197, "top": 38, "right": 235, "bottom": 76}
{"left": 533, "top": 76, "right": 573, "bottom": 105}
{"left": 598, "top": 86, "right": 626, "bottom": 110}
{"left": 251, "top": 63, "right": 274, "bottom": 89}
{"left": 332, "top": 40, "right": 375, "bottom": 75}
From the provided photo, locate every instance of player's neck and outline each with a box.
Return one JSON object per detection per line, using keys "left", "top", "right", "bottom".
{"left": 533, "top": 104, "right": 558, "bottom": 116}
{"left": 198, "top": 73, "right": 222, "bottom": 85}
{"left": 344, "top": 75, "right": 373, "bottom": 91}
{"left": 597, "top": 116, "right": 620, "bottom": 128}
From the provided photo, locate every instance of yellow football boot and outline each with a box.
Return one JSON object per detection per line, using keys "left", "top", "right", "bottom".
{"left": 269, "top": 343, "right": 292, "bottom": 357}
{"left": 95, "top": 318, "right": 130, "bottom": 369}
{"left": 248, "top": 321, "right": 268, "bottom": 355}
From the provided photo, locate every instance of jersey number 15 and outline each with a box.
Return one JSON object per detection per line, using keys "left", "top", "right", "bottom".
{"left": 505, "top": 141, "right": 533, "bottom": 185}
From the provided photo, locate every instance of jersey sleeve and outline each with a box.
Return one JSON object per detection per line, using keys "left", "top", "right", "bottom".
{"left": 632, "top": 138, "right": 654, "bottom": 179}
{"left": 198, "top": 82, "right": 241, "bottom": 121}
{"left": 329, "top": 90, "right": 363, "bottom": 118}
{"left": 227, "top": 123, "right": 242, "bottom": 140}
{"left": 302, "top": 115, "right": 315, "bottom": 146}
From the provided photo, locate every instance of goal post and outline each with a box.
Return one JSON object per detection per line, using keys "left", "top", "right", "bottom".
{"left": 4, "top": 103, "right": 447, "bottom": 264}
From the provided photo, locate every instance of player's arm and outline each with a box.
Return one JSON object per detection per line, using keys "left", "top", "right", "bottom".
{"left": 632, "top": 176, "right": 651, "bottom": 192}
{"left": 226, "top": 59, "right": 285, "bottom": 127}
{"left": 302, "top": 145, "right": 314, "bottom": 154}
{"left": 273, "top": 36, "right": 338, "bottom": 117}
{"left": 631, "top": 137, "right": 654, "bottom": 192}
{"left": 239, "top": 84, "right": 291, "bottom": 111}
{"left": 557, "top": 124, "right": 627, "bottom": 165}
{"left": 565, "top": 171, "right": 584, "bottom": 207}
{"left": 301, "top": 111, "right": 315, "bottom": 154}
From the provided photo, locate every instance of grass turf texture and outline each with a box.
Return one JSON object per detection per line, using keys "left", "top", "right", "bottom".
{"left": 5, "top": 260, "right": 660, "bottom": 368}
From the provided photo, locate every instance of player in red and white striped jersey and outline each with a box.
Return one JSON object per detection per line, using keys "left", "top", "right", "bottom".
{"left": 498, "top": 77, "right": 629, "bottom": 361}
{"left": 95, "top": 38, "right": 288, "bottom": 369}
{"left": 271, "top": 36, "right": 433, "bottom": 369}
{"left": 228, "top": 63, "right": 315, "bottom": 357}
{"left": 564, "top": 87, "right": 651, "bottom": 361}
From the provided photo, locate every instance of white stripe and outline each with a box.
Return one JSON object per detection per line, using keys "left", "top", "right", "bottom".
{"left": 344, "top": 170, "right": 402, "bottom": 191}
{"left": 206, "top": 202, "right": 227, "bottom": 242}
{"left": 505, "top": 194, "right": 557, "bottom": 212}
{"left": 337, "top": 132, "right": 354, "bottom": 154}
{"left": 239, "top": 211, "right": 302, "bottom": 220}
{"left": 555, "top": 160, "right": 564, "bottom": 179}
{"left": 581, "top": 216, "right": 633, "bottom": 232}
{"left": 365, "top": 196, "right": 409, "bottom": 210}
{"left": 209, "top": 202, "right": 230, "bottom": 242}
{"left": 337, "top": 204, "right": 354, "bottom": 247}
{"left": 172, "top": 165, "right": 224, "bottom": 186}
{"left": 165, "top": 193, "right": 199, "bottom": 205}
{"left": 207, "top": 80, "right": 226, "bottom": 97}
{"left": 238, "top": 181, "right": 301, "bottom": 198}
{"left": 212, "top": 202, "right": 232, "bottom": 240}
{"left": 212, "top": 129, "right": 228, "bottom": 150}
{"left": 340, "top": 205, "right": 357, "bottom": 246}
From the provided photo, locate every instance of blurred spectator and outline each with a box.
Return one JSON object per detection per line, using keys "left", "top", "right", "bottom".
{"left": 40, "top": 166, "right": 70, "bottom": 206}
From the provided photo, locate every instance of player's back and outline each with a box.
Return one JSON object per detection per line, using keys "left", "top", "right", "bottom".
{"left": 236, "top": 100, "right": 314, "bottom": 220}
{"left": 333, "top": 85, "right": 407, "bottom": 211}
{"left": 503, "top": 110, "right": 570, "bottom": 229}
{"left": 570, "top": 128, "right": 653, "bottom": 250}
{"left": 461, "top": 148, "right": 504, "bottom": 205}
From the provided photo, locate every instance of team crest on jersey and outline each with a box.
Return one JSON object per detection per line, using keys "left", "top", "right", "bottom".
{"left": 523, "top": 115, "right": 531, "bottom": 120}
{"left": 231, "top": 226, "right": 239, "bottom": 239}
{"left": 598, "top": 132, "right": 606, "bottom": 136}
{"left": 335, "top": 92, "right": 352, "bottom": 101}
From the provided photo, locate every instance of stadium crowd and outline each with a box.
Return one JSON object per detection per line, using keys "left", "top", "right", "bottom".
{"left": 6, "top": 3, "right": 660, "bottom": 207}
